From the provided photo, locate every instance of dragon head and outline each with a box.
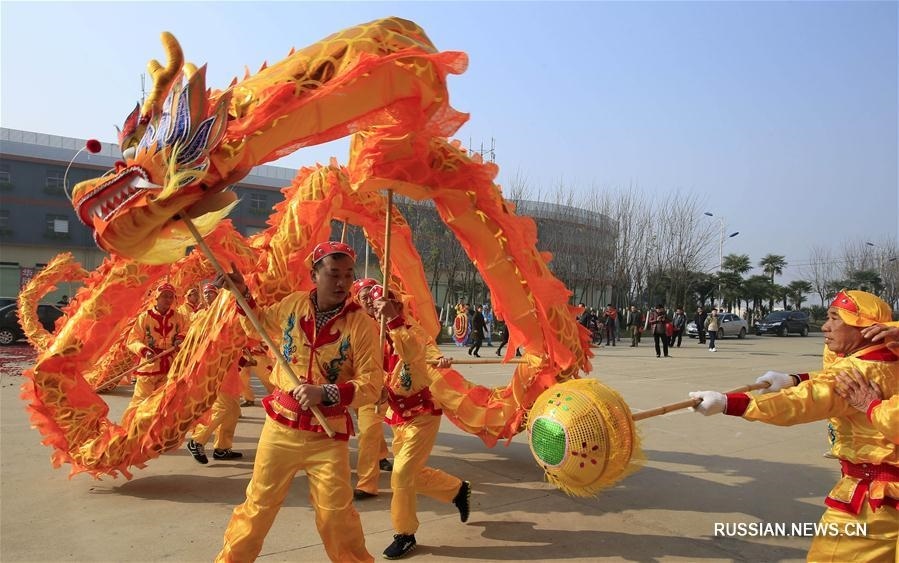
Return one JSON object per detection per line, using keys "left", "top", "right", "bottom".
{"left": 72, "top": 33, "right": 236, "bottom": 263}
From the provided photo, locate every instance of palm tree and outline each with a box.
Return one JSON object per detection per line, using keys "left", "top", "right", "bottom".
{"left": 744, "top": 275, "right": 775, "bottom": 320}
{"left": 722, "top": 253, "right": 752, "bottom": 312}
{"left": 722, "top": 253, "right": 752, "bottom": 275}
{"left": 759, "top": 254, "right": 787, "bottom": 310}
{"left": 787, "top": 280, "right": 813, "bottom": 310}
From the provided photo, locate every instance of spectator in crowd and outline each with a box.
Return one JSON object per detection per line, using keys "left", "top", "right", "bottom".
{"left": 647, "top": 304, "right": 670, "bottom": 358}
{"left": 693, "top": 306, "right": 708, "bottom": 344}
{"left": 670, "top": 306, "right": 687, "bottom": 348}
{"left": 705, "top": 308, "right": 720, "bottom": 352}
{"left": 603, "top": 304, "right": 618, "bottom": 347}
{"left": 626, "top": 305, "right": 642, "bottom": 347}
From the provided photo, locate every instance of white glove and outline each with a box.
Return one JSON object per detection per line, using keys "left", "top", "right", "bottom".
{"left": 755, "top": 371, "right": 793, "bottom": 392}
{"left": 689, "top": 391, "right": 726, "bottom": 416}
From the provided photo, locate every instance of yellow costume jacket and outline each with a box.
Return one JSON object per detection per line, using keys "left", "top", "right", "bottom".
{"left": 725, "top": 344, "right": 899, "bottom": 514}
{"left": 177, "top": 301, "right": 204, "bottom": 321}
{"left": 384, "top": 315, "right": 444, "bottom": 425}
{"left": 241, "top": 291, "right": 382, "bottom": 440}
{"left": 125, "top": 307, "right": 189, "bottom": 376}
{"left": 867, "top": 395, "right": 899, "bottom": 445}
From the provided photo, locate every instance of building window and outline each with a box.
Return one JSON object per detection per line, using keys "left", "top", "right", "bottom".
{"left": 0, "top": 163, "right": 10, "bottom": 187}
{"left": 249, "top": 193, "right": 267, "bottom": 210}
{"left": 45, "top": 168, "right": 66, "bottom": 195}
{"left": 45, "top": 214, "right": 70, "bottom": 238}
{"left": 0, "top": 210, "right": 9, "bottom": 234}
{"left": 248, "top": 192, "right": 269, "bottom": 216}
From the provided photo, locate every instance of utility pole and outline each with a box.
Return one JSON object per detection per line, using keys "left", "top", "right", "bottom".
{"left": 704, "top": 212, "right": 739, "bottom": 308}
{"left": 467, "top": 137, "right": 496, "bottom": 162}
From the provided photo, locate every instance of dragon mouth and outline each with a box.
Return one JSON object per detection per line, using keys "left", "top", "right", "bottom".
{"left": 75, "top": 166, "right": 160, "bottom": 226}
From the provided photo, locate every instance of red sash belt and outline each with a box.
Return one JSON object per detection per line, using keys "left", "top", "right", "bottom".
{"left": 825, "top": 460, "right": 899, "bottom": 515}
{"left": 841, "top": 460, "right": 899, "bottom": 482}
{"left": 262, "top": 389, "right": 351, "bottom": 440}
{"left": 386, "top": 387, "right": 442, "bottom": 425}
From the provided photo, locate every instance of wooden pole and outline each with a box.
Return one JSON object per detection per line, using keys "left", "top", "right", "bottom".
{"left": 631, "top": 381, "right": 770, "bottom": 421}
{"left": 428, "top": 358, "right": 526, "bottom": 365}
{"left": 374, "top": 190, "right": 394, "bottom": 415}
{"left": 94, "top": 345, "right": 178, "bottom": 391}
{"left": 181, "top": 216, "right": 335, "bottom": 437}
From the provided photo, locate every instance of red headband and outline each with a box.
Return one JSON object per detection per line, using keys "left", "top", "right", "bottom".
{"left": 310, "top": 241, "right": 356, "bottom": 265}
{"left": 352, "top": 278, "right": 378, "bottom": 298}
{"left": 156, "top": 283, "right": 176, "bottom": 296}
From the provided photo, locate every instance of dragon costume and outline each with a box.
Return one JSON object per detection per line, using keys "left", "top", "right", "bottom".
{"left": 19, "top": 17, "right": 593, "bottom": 479}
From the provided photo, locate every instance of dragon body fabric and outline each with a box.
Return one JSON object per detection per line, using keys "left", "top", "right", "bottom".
{"left": 19, "top": 18, "right": 593, "bottom": 479}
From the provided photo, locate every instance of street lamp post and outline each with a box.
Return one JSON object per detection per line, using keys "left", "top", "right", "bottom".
{"left": 704, "top": 212, "right": 739, "bottom": 307}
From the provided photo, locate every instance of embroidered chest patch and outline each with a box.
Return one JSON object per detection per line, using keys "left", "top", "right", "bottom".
{"left": 325, "top": 337, "right": 351, "bottom": 383}
{"left": 282, "top": 313, "right": 297, "bottom": 362}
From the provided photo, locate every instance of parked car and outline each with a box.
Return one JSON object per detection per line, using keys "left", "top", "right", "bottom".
{"left": 0, "top": 297, "right": 16, "bottom": 309}
{"left": 686, "top": 312, "right": 749, "bottom": 339}
{"left": 755, "top": 310, "right": 810, "bottom": 337}
{"left": 0, "top": 303, "right": 64, "bottom": 345}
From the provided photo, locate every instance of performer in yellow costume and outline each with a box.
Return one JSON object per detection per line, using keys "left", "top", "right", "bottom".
{"left": 370, "top": 285, "right": 471, "bottom": 560}
{"left": 216, "top": 242, "right": 382, "bottom": 563}
{"left": 124, "top": 283, "right": 188, "bottom": 414}
{"left": 187, "top": 284, "right": 244, "bottom": 463}
{"left": 350, "top": 277, "right": 392, "bottom": 500}
{"left": 691, "top": 290, "right": 899, "bottom": 562}
{"left": 238, "top": 344, "right": 274, "bottom": 407}
{"left": 178, "top": 286, "right": 204, "bottom": 319}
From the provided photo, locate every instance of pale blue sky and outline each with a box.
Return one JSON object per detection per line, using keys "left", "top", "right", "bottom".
{"left": 2, "top": 1, "right": 896, "bottom": 282}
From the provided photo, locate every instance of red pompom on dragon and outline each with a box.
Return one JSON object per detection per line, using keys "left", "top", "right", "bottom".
{"left": 19, "top": 18, "right": 598, "bottom": 483}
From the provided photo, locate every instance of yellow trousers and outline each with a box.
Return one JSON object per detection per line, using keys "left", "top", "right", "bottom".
{"left": 216, "top": 418, "right": 372, "bottom": 563}
{"left": 193, "top": 393, "right": 241, "bottom": 450}
{"left": 239, "top": 367, "right": 256, "bottom": 402}
{"left": 807, "top": 503, "right": 898, "bottom": 562}
{"left": 124, "top": 375, "right": 164, "bottom": 413}
{"left": 355, "top": 403, "right": 389, "bottom": 494}
{"left": 390, "top": 414, "right": 462, "bottom": 535}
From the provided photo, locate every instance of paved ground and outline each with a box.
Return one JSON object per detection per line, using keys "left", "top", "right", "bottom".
{"left": 2, "top": 333, "right": 840, "bottom": 562}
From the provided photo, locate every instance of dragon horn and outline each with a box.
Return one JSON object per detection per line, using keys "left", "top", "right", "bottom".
{"left": 141, "top": 31, "right": 185, "bottom": 118}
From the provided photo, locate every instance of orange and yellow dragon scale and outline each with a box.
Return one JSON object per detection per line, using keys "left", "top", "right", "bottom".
{"left": 20, "top": 18, "right": 592, "bottom": 478}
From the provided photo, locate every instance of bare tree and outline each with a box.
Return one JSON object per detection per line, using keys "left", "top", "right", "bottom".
{"left": 804, "top": 245, "right": 837, "bottom": 306}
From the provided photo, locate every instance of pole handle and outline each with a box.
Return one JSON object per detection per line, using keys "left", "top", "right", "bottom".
{"left": 632, "top": 381, "right": 770, "bottom": 421}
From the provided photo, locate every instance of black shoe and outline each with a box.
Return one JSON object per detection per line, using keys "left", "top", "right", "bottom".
{"left": 467, "top": 349, "right": 472, "bottom": 356}
{"left": 496, "top": 349, "right": 501, "bottom": 356}
{"left": 453, "top": 480, "right": 471, "bottom": 523}
{"left": 353, "top": 488, "right": 378, "bottom": 500}
{"left": 473, "top": 353, "right": 480, "bottom": 357}
{"left": 379, "top": 458, "right": 393, "bottom": 472}
{"left": 213, "top": 448, "right": 243, "bottom": 460}
{"left": 187, "top": 439, "right": 208, "bottom": 464}
{"left": 383, "top": 534, "right": 416, "bottom": 559}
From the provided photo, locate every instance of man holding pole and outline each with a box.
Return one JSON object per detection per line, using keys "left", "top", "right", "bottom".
{"left": 215, "top": 241, "right": 383, "bottom": 563}
{"left": 186, "top": 283, "right": 245, "bottom": 464}
{"left": 689, "top": 290, "right": 899, "bottom": 562}
{"left": 371, "top": 284, "right": 471, "bottom": 560}
{"left": 123, "top": 282, "right": 187, "bottom": 414}
{"left": 350, "top": 276, "right": 393, "bottom": 500}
